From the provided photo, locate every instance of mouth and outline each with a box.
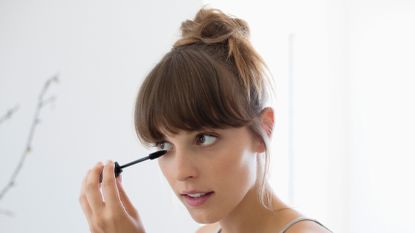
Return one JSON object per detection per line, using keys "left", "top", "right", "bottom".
{"left": 181, "top": 191, "right": 215, "bottom": 207}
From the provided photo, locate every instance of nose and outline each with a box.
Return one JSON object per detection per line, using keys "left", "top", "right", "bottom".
{"left": 173, "top": 147, "right": 198, "bottom": 181}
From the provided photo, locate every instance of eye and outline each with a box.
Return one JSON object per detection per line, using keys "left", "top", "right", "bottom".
{"left": 195, "top": 134, "right": 218, "bottom": 146}
{"left": 155, "top": 141, "right": 173, "bottom": 151}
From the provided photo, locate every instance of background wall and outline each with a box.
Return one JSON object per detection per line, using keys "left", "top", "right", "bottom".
{"left": 347, "top": 0, "right": 415, "bottom": 232}
{"left": 1, "top": 0, "right": 414, "bottom": 233}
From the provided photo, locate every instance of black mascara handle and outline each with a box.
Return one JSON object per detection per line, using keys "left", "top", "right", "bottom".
{"left": 114, "top": 162, "right": 123, "bottom": 177}
{"left": 99, "top": 162, "right": 122, "bottom": 183}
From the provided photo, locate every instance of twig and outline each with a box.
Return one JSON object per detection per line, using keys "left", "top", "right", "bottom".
{"left": 0, "top": 208, "right": 15, "bottom": 217}
{"left": 0, "top": 105, "right": 19, "bottom": 126}
{"left": 0, "top": 74, "right": 59, "bottom": 216}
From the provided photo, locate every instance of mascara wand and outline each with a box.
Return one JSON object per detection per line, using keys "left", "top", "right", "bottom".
{"left": 99, "top": 150, "right": 167, "bottom": 183}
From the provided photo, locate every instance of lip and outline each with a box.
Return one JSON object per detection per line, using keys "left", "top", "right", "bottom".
{"left": 180, "top": 191, "right": 215, "bottom": 207}
{"left": 181, "top": 190, "right": 213, "bottom": 195}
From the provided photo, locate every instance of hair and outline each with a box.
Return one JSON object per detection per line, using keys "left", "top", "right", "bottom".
{"left": 134, "top": 7, "right": 275, "bottom": 209}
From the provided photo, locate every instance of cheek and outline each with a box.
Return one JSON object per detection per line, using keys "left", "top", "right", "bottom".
{"left": 213, "top": 148, "right": 257, "bottom": 191}
{"left": 158, "top": 159, "right": 175, "bottom": 186}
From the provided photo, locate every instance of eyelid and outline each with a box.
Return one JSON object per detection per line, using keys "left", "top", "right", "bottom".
{"left": 201, "top": 130, "right": 219, "bottom": 137}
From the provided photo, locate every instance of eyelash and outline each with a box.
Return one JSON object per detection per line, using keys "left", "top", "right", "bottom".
{"left": 153, "top": 132, "right": 219, "bottom": 151}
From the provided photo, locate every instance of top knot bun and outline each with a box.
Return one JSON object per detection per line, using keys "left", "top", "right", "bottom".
{"left": 174, "top": 8, "right": 250, "bottom": 47}
{"left": 171, "top": 7, "right": 269, "bottom": 105}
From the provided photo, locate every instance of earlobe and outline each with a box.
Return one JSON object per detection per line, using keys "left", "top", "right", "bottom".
{"left": 256, "top": 140, "right": 266, "bottom": 153}
{"left": 252, "top": 107, "right": 274, "bottom": 154}
{"left": 260, "top": 107, "right": 274, "bottom": 138}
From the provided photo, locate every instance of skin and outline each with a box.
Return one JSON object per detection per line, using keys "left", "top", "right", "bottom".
{"left": 79, "top": 108, "right": 331, "bottom": 233}
{"left": 157, "top": 125, "right": 261, "bottom": 223}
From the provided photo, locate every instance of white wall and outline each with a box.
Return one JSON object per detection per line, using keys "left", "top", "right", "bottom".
{"left": 0, "top": 1, "right": 203, "bottom": 232}
{"left": 348, "top": 0, "right": 415, "bottom": 232}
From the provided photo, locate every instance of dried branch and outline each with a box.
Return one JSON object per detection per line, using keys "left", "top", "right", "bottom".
{"left": 0, "top": 208, "right": 14, "bottom": 217}
{"left": 0, "top": 105, "right": 19, "bottom": 126}
{"left": 0, "top": 74, "right": 59, "bottom": 216}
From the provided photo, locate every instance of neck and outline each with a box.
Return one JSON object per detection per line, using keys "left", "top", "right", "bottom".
{"left": 218, "top": 185, "right": 291, "bottom": 233}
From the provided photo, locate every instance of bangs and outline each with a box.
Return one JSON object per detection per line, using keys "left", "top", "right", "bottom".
{"left": 134, "top": 46, "right": 259, "bottom": 145}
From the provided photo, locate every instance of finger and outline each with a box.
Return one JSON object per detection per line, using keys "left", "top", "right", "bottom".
{"left": 79, "top": 194, "right": 92, "bottom": 219}
{"left": 79, "top": 171, "right": 93, "bottom": 218}
{"left": 116, "top": 173, "right": 122, "bottom": 184}
{"left": 102, "top": 161, "right": 121, "bottom": 209}
{"left": 116, "top": 175, "right": 139, "bottom": 218}
{"left": 85, "top": 162, "right": 105, "bottom": 212}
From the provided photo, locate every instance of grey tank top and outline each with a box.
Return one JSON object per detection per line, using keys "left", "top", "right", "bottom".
{"left": 216, "top": 217, "right": 332, "bottom": 233}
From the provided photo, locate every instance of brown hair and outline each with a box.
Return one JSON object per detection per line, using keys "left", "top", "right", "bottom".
{"left": 134, "top": 7, "right": 274, "bottom": 209}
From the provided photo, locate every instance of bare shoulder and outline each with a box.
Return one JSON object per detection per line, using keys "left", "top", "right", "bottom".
{"left": 285, "top": 220, "right": 331, "bottom": 233}
{"left": 195, "top": 223, "right": 220, "bottom": 233}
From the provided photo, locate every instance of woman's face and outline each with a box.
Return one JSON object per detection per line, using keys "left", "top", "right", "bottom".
{"left": 156, "top": 126, "right": 261, "bottom": 223}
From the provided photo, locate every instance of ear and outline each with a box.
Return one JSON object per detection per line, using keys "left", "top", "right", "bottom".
{"left": 255, "top": 107, "right": 275, "bottom": 153}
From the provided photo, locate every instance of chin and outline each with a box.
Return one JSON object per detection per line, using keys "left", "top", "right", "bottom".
{"left": 186, "top": 208, "right": 222, "bottom": 224}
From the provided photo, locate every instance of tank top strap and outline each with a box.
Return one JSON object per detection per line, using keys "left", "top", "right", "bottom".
{"left": 216, "top": 217, "right": 332, "bottom": 233}
{"left": 278, "top": 216, "right": 332, "bottom": 233}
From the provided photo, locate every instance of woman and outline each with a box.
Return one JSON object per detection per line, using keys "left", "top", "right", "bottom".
{"left": 79, "top": 7, "right": 332, "bottom": 233}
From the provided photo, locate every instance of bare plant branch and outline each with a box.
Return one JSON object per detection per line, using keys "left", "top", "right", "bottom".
{"left": 0, "top": 105, "right": 19, "bottom": 126}
{"left": 39, "top": 96, "right": 56, "bottom": 108}
{"left": 0, "top": 208, "right": 14, "bottom": 217}
{"left": 0, "top": 74, "right": 59, "bottom": 217}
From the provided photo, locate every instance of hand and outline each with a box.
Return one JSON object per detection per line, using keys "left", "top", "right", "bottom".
{"left": 79, "top": 161, "right": 146, "bottom": 233}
